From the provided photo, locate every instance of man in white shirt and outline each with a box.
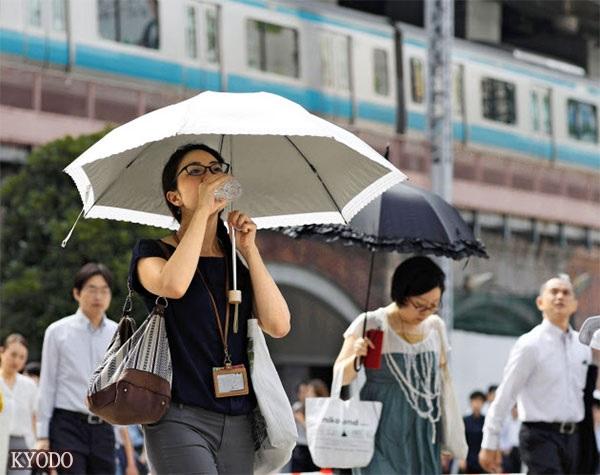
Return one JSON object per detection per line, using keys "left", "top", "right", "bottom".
{"left": 479, "top": 275, "right": 591, "bottom": 474}
{"left": 36, "top": 263, "right": 118, "bottom": 474}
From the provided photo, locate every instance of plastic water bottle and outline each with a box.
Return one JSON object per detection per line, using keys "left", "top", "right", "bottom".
{"left": 214, "top": 177, "right": 242, "bottom": 201}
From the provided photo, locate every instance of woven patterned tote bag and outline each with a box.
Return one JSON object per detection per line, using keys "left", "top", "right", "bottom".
{"left": 87, "top": 292, "right": 172, "bottom": 425}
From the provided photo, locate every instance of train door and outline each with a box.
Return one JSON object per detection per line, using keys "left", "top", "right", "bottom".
{"left": 183, "top": 1, "right": 222, "bottom": 91}
{"left": 23, "top": 0, "right": 69, "bottom": 66}
{"left": 317, "top": 29, "right": 353, "bottom": 124}
{"left": 529, "top": 85, "right": 554, "bottom": 159}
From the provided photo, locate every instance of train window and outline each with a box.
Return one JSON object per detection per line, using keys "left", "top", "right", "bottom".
{"left": 373, "top": 49, "right": 389, "bottom": 96}
{"left": 97, "top": 0, "right": 160, "bottom": 50}
{"left": 320, "top": 32, "right": 349, "bottom": 91}
{"left": 185, "top": 6, "right": 198, "bottom": 59}
{"left": 247, "top": 20, "right": 299, "bottom": 78}
{"left": 567, "top": 99, "right": 598, "bottom": 143}
{"left": 184, "top": 4, "right": 219, "bottom": 63}
{"left": 481, "top": 78, "right": 516, "bottom": 124}
{"left": 27, "top": 0, "right": 42, "bottom": 28}
{"left": 530, "top": 89, "right": 551, "bottom": 135}
{"left": 52, "top": 0, "right": 66, "bottom": 31}
{"left": 205, "top": 8, "right": 219, "bottom": 63}
{"left": 410, "top": 58, "right": 425, "bottom": 104}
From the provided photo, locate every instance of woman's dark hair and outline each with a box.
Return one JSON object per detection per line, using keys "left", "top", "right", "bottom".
{"left": 390, "top": 256, "right": 445, "bottom": 306}
{"left": 162, "top": 143, "right": 225, "bottom": 223}
{"left": 161, "top": 143, "right": 232, "bottom": 259}
{"left": 73, "top": 262, "right": 113, "bottom": 291}
{"left": 1, "top": 333, "right": 28, "bottom": 350}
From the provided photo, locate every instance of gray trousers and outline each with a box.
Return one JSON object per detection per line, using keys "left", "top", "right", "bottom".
{"left": 7, "top": 436, "right": 30, "bottom": 475}
{"left": 143, "top": 403, "right": 254, "bottom": 475}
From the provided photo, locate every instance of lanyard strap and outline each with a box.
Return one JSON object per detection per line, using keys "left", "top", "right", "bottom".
{"left": 172, "top": 233, "right": 232, "bottom": 366}
{"left": 198, "top": 265, "right": 232, "bottom": 366}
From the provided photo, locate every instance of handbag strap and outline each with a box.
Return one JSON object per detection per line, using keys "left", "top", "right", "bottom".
{"left": 121, "top": 239, "right": 173, "bottom": 320}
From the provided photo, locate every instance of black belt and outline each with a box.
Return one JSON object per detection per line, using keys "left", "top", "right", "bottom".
{"left": 524, "top": 421, "right": 578, "bottom": 434}
{"left": 54, "top": 408, "right": 106, "bottom": 425}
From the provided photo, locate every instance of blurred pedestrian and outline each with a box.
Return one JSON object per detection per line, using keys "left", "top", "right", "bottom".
{"left": 291, "top": 380, "right": 311, "bottom": 472}
{"left": 0, "top": 383, "right": 9, "bottom": 475}
{"left": 481, "top": 384, "right": 497, "bottom": 416}
{"left": 460, "top": 390, "right": 485, "bottom": 473}
{"left": 334, "top": 256, "right": 466, "bottom": 474}
{"left": 500, "top": 405, "right": 521, "bottom": 473}
{"left": 36, "top": 263, "right": 119, "bottom": 474}
{"left": 23, "top": 362, "right": 41, "bottom": 385}
{"left": 115, "top": 427, "right": 140, "bottom": 475}
{"left": 130, "top": 143, "right": 290, "bottom": 474}
{"left": 126, "top": 425, "right": 149, "bottom": 475}
{"left": 0, "top": 334, "right": 38, "bottom": 475}
{"left": 593, "top": 400, "right": 600, "bottom": 474}
{"left": 479, "top": 275, "right": 591, "bottom": 474}
{"left": 291, "top": 379, "right": 329, "bottom": 472}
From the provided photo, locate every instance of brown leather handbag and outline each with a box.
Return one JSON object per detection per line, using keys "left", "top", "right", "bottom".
{"left": 87, "top": 244, "right": 172, "bottom": 425}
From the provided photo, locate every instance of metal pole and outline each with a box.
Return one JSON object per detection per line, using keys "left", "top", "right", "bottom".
{"left": 425, "top": 0, "right": 454, "bottom": 332}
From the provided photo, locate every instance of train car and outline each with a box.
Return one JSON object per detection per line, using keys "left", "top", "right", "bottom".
{"left": 216, "top": 0, "right": 396, "bottom": 133}
{"left": 400, "top": 22, "right": 599, "bottom": 170}
{"left": 0, "top": 0, "right": 598, "bottom": 169}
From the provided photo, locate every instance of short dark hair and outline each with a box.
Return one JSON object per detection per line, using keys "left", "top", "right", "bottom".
{"left": 73, "top": 262, "right": 113, "bottom": 291}
{"left": 24, "top": 361, "right": 41, "bottom": 377}
{"left": 390, "top": 256, "right": 445, "bottom": 306}
{"left": 162, "top": 143, "right": 225, "bottom": 223}
{"left": 487, "top": 384, "right": 498, "bottom": 394}
{"left": 469, "top": 390, "right": 486, "bottom": 402}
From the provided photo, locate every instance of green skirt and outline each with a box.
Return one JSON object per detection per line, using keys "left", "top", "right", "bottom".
{"left": 355, "top": 351, "right": 441, "bottom": 475}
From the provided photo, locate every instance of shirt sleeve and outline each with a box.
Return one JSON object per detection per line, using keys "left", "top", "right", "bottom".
{"left": 427, "top": 315, "right": 449, "bottom": 366}
{"left": 128, "top": 239, "right": 171, "bottom": 297}
{"left": 343, "top": 311, "right": 382, "bottom": 339}
{"left": 481, "top": 337, "right": 538, "bottom": 450}
{"left": 29, "top": 379, "right": 38, "bottom": 416}
{"left": 36, "top": 325, "right": 59, "bottom": 438}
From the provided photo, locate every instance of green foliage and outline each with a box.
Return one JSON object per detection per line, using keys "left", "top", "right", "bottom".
{"left": 0, "top": 130, "right": 164, "bottom": 359}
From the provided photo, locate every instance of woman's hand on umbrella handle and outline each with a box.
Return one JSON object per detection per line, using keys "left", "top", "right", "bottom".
{"left": 227, "top": 210, "right": 257, "bottom": 257}
{"left": 196, "top": 174, "right": 231, "bottom": 215}
{"left": 353, "top": 337, "right": 374, "bottom": 358}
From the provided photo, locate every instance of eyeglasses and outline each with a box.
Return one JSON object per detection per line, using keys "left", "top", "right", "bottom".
{"left": 82, "top": 285, "right": 111, "bottom": 296}
{"left": 408, "top": 298, "right": 439, "bottom": 314}
{"left": 175, "top": 161, "right": 230, "bottom": 180}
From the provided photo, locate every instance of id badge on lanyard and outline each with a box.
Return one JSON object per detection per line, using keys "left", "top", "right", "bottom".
{"left": 192, "top": 243, "right": 249, "bottom": 399}
{"left": 213, "top": 364, "right": 249, "bottom": 398}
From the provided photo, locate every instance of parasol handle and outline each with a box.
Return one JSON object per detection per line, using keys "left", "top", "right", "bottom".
{"left": 229, "top": 223, "right": 241, "bottom": 333}
{"left": 353, "top": 251, "right": 376, "bottom": 372}
{"left": 61, "top": 206, "right": 86, "bottom": 248}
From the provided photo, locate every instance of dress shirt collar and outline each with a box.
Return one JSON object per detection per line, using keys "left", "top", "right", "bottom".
{"left": 540, "top": 317, "right": 573, "bottom": 339}
{"left": 75, "top": 308, "right": 108, "bottom": 331}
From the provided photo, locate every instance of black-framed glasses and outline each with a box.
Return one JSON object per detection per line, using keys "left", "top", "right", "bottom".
{"left": 175, "top": 161, "right": 230, "bottom": 180}
{"left": 408, "top": 297, "right": 439, "bottom": 314}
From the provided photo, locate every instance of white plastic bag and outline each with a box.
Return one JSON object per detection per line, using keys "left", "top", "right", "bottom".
{"left": 247, "top": 319, "right": 297, "bottom": 474}
{"left": 305, "top": 369, "right": 382, "bottom": 469}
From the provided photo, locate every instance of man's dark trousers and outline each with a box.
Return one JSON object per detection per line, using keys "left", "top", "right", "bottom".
{"left": 49, "top": 408, "right": 115, "bottom": 474}
{"left": 520, "top": 422, "right": 580, "bottom": 474}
